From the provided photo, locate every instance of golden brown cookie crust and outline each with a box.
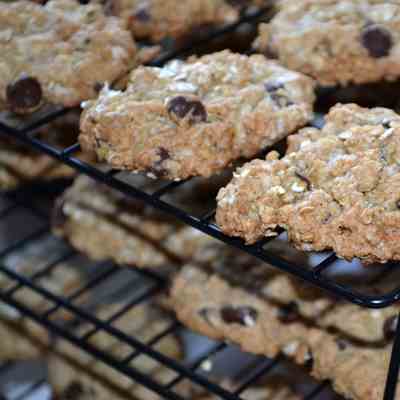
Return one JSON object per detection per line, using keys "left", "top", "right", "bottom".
{"left": 254, "top": 0, "right": 400, "bottom": 86}
{"left": 0, "top": 0, "right": 136, "bottom": 111}
{"left": 79, "top": 50, "right": 315, "bottom": 180}
{"left": 217, "top": 103, "right": 400, "bottom": 263}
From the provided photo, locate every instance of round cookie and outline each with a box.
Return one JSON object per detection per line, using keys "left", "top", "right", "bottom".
{"left": 0, "top": 0, "right": 136, "bottom": 112}
{"left": 217, "top": 103, "right": 400, "bottom": 263}
{"left": 79, "top": 50, "right": 315, "bottom": 180}
{"left": 254, "top": 0, "right": 400, "bottom": 86}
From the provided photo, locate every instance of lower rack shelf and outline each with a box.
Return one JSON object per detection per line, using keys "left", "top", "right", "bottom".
{"left": 0, "top": 186, "right": 349, "bottom": 400}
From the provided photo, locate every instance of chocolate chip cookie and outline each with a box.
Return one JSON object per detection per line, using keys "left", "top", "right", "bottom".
{"left": 79, "top": 50, "right": 315, "bottom": 180}
{"left": 53, "top": 175, "right": 214, "bottom": 269}
{"left": 169, "top": 248, "right": 399, "bottom": 400}
{"left": 49, "top": 302, "right": 183, "bottom": 399}
{"left": 0, "top": 0, "right": 136, "bottom": 113}
{"left": 217, "top": 103, "right": 400, "bottom": 263}
{"left": 169, "top": 239, "right": 400, "bottom": 343}
{"left": 100, "top": 0, "right": 239, "bottom": 43}
{"left": 254, "top": 0, "right": 400, "bottom": 86}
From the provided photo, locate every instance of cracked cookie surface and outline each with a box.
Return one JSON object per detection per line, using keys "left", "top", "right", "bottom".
{"left": 0, "top": 0, "right": 136, "bottom": 111}
{"left": 254, "top": 0, "right": 400, "bottom": 86}
{"left": 79, "top": 50, "right": 315, "bottom": 180}
{"left": 217, "top": 103, "right": 400, "bottom": 263}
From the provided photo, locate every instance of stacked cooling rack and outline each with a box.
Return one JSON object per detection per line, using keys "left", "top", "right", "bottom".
{"left": 1, "top": 5, "right": 400, "bottom": 400}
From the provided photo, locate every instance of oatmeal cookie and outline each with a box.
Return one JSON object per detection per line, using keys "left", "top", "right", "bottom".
{"left": 254, "top": 0, "right": 400, "bottom": 86}
{"left": 100, "top": 0, "right": 239, "bottom": 43}
{"left": 169, "top": 239, "right": 400, "bottom": 343}
{"left": 217, "top": 103, "right": 400, "bottom": 263}
{"left": 169, "top": 260, "right": 399, "bottom": 400}
{"left": 0, "top": 0, "right": 136, "bottom": 113}
{"left": 79, "top": 50, "right": 315, "bottom": 180}
{"left": 49, "top": 301, "right": 182, "bottom": 399}
{"left": 53, "top": 175, "right": 214, "bottom": 269}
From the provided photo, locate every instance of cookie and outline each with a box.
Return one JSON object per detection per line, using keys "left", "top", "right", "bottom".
{"left": 254, "top": 0, "right": 400, "bottom": 86}
{"left": 99, "top": 0, "right": 239, "bottom": 43}
{"left": 53, "top": 175, "right": 215, "bottom": 269}
{"left": 169, "top": 259, "right": 398, "bottom": 400}
{"left": 217, "top": 103, "right": 400, "bottom": 263}
{"left": 0, "top": 113, "right": 83, "bottom": 190}
{"left": 79, "top": 50, "right": 315, "bottom": 180}
{"left": 0, "top": 0, "right": 136, "bottom": 113}
{"left": 49, "top": 301, "right": 183, "bottom": 399}
{"left": 169, "top": 239, "right": 400, "bottom": 343}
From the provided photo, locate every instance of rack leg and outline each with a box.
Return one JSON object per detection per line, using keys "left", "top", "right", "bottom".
{"left": 384, "top": 312, "right": 400, "bottom": 400}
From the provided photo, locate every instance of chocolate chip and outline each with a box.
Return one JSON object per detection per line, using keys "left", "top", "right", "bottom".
{"left": 199, "top": 307, "right": 218, "bottom": 327}
{"left": 63, "top": 382, "right": 84, "bottom": 399}
{"left": 277, "top": 301, "right": 299, "bottom": 323}
{"left": 158, "top": 147, "right": 170, "bottom": 162}
{"left": 382, "top": 121, "right": 392, "bottom": 129}
{"left": 304, "top": 351, "right": 314, "bottom": 370}
{"left": 336, "top": 339, "right": 348, "bottom": 351}
{"left": 93, "top": 82, "right": 104, "bottom": 92}
{"left": 148, "top": 166, "right": 168, "bottom": 178}
{"left": 338, "top": 225, "right": 352, "bottom": 235}
{"left": 220, "top": 305, "right": 258, "bottom": 326}
{"left": 384, "top": 315, "right": 398, "bottom": 340}
{"left": 6, "top": 76, "right": 43, "bottom": 114}
{"left": 264, "top": 82, "right": 284, "bottom": 93}
{"left": 265, "top": 82, "right": 293, "bottom": 107}
{"left": 167, "top": 96, "right": 207, "bottom": 124}
{"left": 396, "top": 200, "right": 400, "bottom": 209}
{"left": 148, "top": 147, "right": 170, "bottom": 178}
{"left": 263, "top": 45, "right": 278, "bottom": 59}
{"left": 79, "top": 0, "right": 91, "bottom": 4}
{"left": 51, "top": 198, "right": 66, "bottom": 229}
{"left": 361, "top": 25, "right": 393, "bottom": 58}
{"left": 295, "top": 172, "right": 311, "bottom": 190}
{"left": 134, "top": 8, "right": 151, "bottom": 21}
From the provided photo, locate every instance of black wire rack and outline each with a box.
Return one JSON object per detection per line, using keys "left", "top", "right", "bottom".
{"left": 0, "top": 185, "right": 343, "bottom": 400}
{"left": 1, "top": 4, "right": 400, "bottom": 400}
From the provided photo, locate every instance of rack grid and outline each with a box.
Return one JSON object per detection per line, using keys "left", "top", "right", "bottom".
{"left": 1, "top": 4, "right": 400, "bottom": 400}
{"left": 0, "top": 186, "right": 342, "bottom": 400}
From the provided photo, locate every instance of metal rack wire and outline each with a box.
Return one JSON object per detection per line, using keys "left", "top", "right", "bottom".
{"left": 0, "top": 186, "right": 342, "bottom": 400}
{"left": 0, "top": 4, "right": 400, "bottom": 400}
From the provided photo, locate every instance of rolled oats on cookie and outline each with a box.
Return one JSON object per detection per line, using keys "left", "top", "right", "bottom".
{"left": 0, "top": 0, "right": 136, "bottom": 113}
{"left": 217, "top": 103, "right": 400, "bottom": 263}
{"left": 254, "top": 0, "right": 400, "bottom": 86}
{"left": 79, "top": 50, "right": 315, "bottom": 180}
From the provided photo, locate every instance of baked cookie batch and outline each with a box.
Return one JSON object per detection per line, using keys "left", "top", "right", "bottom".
{"left": 3, "top": 0, "right": 400, "bottom": 399}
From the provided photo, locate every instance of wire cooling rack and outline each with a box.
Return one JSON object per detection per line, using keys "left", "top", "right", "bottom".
{"left": 1, "top": 4, "right": 400, "bottom": 400}
{"left": 0, "top": 185, "right": 343, "bottom": 400}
